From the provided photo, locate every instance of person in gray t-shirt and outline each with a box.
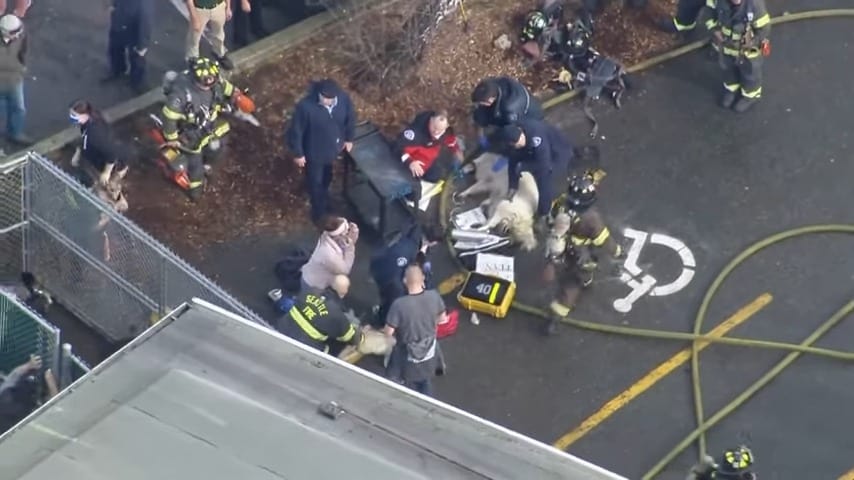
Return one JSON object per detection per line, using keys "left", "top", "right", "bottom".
{"left": 384, "top": 263, "right": 446, "bottom": 397}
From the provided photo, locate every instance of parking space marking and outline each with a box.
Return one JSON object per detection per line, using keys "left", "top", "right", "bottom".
{"left": 838, "top": 467, "right": 854, "bottom": 480}
{"left": 552, "top": 293, "right": 773, "bottom": 450}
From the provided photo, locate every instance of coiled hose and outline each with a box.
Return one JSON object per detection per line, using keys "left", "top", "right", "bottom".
{"left": 436, "top": 9, "right": 854, "bottom": 478}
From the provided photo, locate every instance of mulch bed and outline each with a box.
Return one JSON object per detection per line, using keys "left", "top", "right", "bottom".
{"left": 109, "top": 0, "right": 677, "bottom": 260}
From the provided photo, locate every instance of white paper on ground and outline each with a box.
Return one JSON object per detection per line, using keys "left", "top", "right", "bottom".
{"left": 453, "top": 207, "right": 488, "bottom": 230}
{"left": 475, "top": 253, "right": 515, "bottom": 282}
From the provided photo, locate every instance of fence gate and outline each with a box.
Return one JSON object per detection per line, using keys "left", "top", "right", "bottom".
{"left": 0, "top": 152, "right": 266, "bottom": 344}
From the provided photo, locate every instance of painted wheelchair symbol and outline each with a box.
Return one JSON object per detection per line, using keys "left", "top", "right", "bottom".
{"left": 613, "top": 228, "right": 696, "bottom": 313}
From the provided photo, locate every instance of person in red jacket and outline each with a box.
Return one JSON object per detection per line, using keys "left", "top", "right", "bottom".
{"left": 396, "top": 110, "right": 464, "bottom": 203}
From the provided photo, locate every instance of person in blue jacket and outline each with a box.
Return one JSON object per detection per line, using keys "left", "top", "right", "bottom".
{"left": 369, "top": 222, "right": 444, "bottom": 327}
{"left": 285, "top": 79, "right": 357, "bottom": 223}
{"left": 105, "top": 0, "right": 154, "bottom": 93}
{"left": 495, "top": 119, "right": 574, "bottom": 222}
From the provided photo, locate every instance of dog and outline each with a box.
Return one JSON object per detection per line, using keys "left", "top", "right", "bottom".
{"left": 93, "top": 177, "right": 128, "bottom": 230}
{"left": 456, "top": 152, "right": 510, "bottom": 218}
{"left": 484, "top": 171, "right": 540, "bottom": 251}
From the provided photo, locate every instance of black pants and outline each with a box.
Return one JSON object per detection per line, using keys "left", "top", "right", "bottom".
{"left": 305, "top": 161, "right": 334, "bottom": 222}
{"left": 672, "top": 0, "right": 706, "bottom": 30}
{"left": 185, "top": 143, "right": 224, "bottom": 193}
{"left": 108, "top": 27, "right": 146, "bottom": 88}
{"left": 720, "top": 54, "right": 763, "bottom": 98}
{"left": 232, "top": 3, "right": 268, "bottom": 47}
{"left": 375, "top": 281, "right": 406, "bottom": 327}
{"left": 408, "top": 157, "right": 447, "bottom": 204}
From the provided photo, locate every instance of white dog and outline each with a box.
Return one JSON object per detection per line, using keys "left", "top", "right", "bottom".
{"left": 485, "top": 171, "right": 540, "bottom": 251}
{"left": 456, "top": 152, "right": 509, "bottom": 217}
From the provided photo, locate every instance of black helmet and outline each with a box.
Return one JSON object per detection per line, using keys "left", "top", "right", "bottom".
{"left": 564, "top": 22, "right": 591, "bottom": 57}
{"left": 719, "top": 446, "right": 754, "bottom": 475}
{"left": 189, "top": 57, "right": 220, "bottom": 87}
{"left": 566, "top": 173, "right": 597, "bottom": 210}
{"left": 520, "top": 10, "right": 548, "bottom": 42}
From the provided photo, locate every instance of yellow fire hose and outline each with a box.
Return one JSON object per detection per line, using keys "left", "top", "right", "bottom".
{"left": 437, "top": 9, "right": 854, "bottom": 478}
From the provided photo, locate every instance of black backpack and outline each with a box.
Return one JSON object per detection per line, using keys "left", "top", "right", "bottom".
{"left": 274, "top": 246, "right": 310, "bottom": 294}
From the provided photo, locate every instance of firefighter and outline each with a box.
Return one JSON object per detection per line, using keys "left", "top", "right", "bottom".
{"left": 495, "top": 119, "right": 574, "bottom": 225}
{"left": 160, "top": 57, "right": 238, "bottom": 199}
{"left": 687, "top": 445, "right": 756, "bottom": 480}
{"left": 471, "top": 76, "right": 544, "bottom": 150}
{"left": 656, "top": 0, "right": 707, "bottom": 35}
{"left": 396, "top": 109, "right": 463, "bottom": 204}
{"left": 704, "top": 0, "right": 771, "bottom": 113}
{"left": 542, "top": 172, "right": 622, "bottom": 335}
{"left": 276, "top": 274, "right": 362, "bottom": 354}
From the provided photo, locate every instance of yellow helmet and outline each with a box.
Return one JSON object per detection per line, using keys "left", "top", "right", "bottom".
{"left": 190, "top": 57, "right": 220, "bottom": 87}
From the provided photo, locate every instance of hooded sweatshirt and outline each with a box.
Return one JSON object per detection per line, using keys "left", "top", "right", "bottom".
{"left": 285, "top": 79, "right": 356, "bottom": 165}
{"left": 300, "top": 229, "right": 357, "bottom": 290}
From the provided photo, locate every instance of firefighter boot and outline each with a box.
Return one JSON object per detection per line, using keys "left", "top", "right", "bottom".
{"left": 720, "top": 91, "right": 738, "bottom": 109}
{"left": 733, "top": 96, "right": 759, "bottom": 113}
{"left": 187, "top": 186, "right": 203, "bottom": 201}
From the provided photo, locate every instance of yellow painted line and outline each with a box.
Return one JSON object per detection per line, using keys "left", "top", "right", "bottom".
{"left": 838, "top": 467, "right": 854, "bottom": 480}
{"left": 552, "top": 293, "right": 774, "bottom": 451}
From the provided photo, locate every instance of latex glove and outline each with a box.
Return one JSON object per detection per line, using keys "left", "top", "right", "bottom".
{"left": 478, "top": 135, "right": 489, "bottom": 149}
{"left": 70, "top": 148, "right": 81, "bottom": 167}
{"left": 506, "top": 188, "right": 517, "bottom": 200}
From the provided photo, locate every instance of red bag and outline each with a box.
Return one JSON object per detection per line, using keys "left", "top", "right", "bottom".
{"left": 437, "top": 309, "right": 459, "bottom": 339}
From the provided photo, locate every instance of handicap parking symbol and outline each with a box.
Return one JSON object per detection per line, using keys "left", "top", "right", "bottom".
{"left": 613, "top": 227, "right": 696, "bottom": 313}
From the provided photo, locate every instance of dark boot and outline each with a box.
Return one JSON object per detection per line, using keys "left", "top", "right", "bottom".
{"left": 733, "top": 96, "right": 759, "bottom": 113}
{"left": 544, "top": 315, "right": 559, "bottom": 336}
{"left": 8, "top": 133, "right": 34, "bottom": 146}
{"left": 720, "top": 91, "right": 738, "bottom": 109}
{"left": 214, "top": 54, "right": 234, "bottom": 70}
{"left": 187, "top": 186, "right": 203, "bottom": 201}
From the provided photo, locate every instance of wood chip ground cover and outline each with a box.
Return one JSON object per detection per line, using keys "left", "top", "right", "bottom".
{"left": 104, "top": 0, "right": 677, "bottom": 260}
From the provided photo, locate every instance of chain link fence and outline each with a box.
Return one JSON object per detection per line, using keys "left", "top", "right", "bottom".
{"left": 0, "top": 290, "right": 60, "bottom": 377}
{"left": 0, "top": 152, "right": 266, "bottom": 344}
{"left": 0, "top": 156, "right": 25, "bottom": 282}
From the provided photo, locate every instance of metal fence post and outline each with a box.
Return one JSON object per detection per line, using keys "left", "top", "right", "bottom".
{"left": 20, "top": 154, "right": 31, "bottom": 273}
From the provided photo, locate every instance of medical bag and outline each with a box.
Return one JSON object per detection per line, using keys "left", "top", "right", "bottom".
{"left": 456, "top": 272, "right": 516, "bottom": 318}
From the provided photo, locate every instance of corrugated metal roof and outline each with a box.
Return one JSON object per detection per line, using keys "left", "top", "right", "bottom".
{"left": 0, "top": 299, "right": 625, "bottom": 480}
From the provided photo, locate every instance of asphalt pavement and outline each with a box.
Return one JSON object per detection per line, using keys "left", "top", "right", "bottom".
{"left": 191, "top": 5, "right": 854, "bottom": 479}
{"left": 27, "top": 1, "right": 854, "bottom": 478}
{"left": 14, "top": 0, "right": 306, "bottom": 144}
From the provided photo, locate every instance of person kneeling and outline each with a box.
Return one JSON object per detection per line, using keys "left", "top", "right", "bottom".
{"left": 276, "top": 274, "right": 361, "bottom": 355}
{"left": 396, "top": 110, "right": 463, "bottom": 206}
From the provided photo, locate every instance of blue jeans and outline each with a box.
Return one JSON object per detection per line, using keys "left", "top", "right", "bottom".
{"left": 0, "top": 81, "right": 25, "bottom": 138}
{"left": 407, "top": 378, "right": 434, "bottom": 397}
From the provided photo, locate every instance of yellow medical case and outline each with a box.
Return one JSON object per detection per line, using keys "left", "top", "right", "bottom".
{"left": 456, "top": 271, "right": 516, "bottom": 318}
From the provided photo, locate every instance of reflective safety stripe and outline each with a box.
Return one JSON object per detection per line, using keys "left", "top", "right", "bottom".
{"left": 289, "top": 306, "right": 328, "bottom": 341}
{"left": 741, "top": 86, "right": 762, "bottom": 98}
{"left": 189, "top": 180, "right": 204, "bottom": 188}
{"left": 705, "top": 0, "right": 715, "bottom": 7}
{"left": 570, "top": 235, "right": 591, "bottom": 246}
{"left": 223, "top": 80, "right": 234, "bottom": 97}
{"left": 550, "top": 301, "right": 572, "bottom": 317}
{"left": 706, "top": 19, "right": 718, "bottom": 29}
{"left": 753, "top": 13, "right": 771, "bottom": 28}
{"left": 723, "top": 82, "right": 740, "bottom": 92}
{"left": 722, "top": 47, "right": 761, "bottom": 58}
{"left": 213, "top": 122, "right": 230, "bottom": 137}
{"left": 162, "top": 106, "right": 185, "bottom": 120}
{"left": 337, "top": 325, "right": 356, "bottom": 343}
{"left": 673, "top": 18, "right": 696, "bottom": 31}
{"left": 163, "top": 130, "right": 179, "bottom": 140}
{"left": 591, "top": 228, "right": 610, "bottom": 247}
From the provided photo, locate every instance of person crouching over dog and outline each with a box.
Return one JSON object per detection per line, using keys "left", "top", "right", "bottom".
{"left": 494, "top": 119, "right": 574, "bottom": 232}
{"left": 396, "top": 109, "right": 463, "bottom": 205}
{"left": 69, "top": 100, "right": 128, "bottom": 189}
{"left": 542, "top": 172, "right": 623, "bottom": 336}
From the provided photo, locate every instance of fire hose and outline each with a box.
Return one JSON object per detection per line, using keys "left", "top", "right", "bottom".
{"left": 437, "top": 8, "right": 854, "bottom": 478}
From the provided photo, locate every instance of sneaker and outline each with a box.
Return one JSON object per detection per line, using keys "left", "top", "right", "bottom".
{"left": 8, "top": 134, "right": 33, "bottom": 146}
{"left": 215, "top": 54, "right": 234, "bottom": 70}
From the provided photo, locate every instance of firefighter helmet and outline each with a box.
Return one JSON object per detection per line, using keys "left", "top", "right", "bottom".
{"left": 189, "top": 57, "right": 220, "bottom": 87}
{"left": 565, "top": 173, "right": 597, "bottom": 211}
{"left": 719, "top": 446, "right": 754, "bottom": 474}
{"left": 0, "top": 14, "right": 23, "bottom": 44}
{"left": 520, "top": 10, "right": 548, "bottom": 42}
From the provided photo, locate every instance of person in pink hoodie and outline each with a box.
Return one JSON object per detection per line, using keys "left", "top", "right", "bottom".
{"left": 300, "top": 215, "right": 359, "bottom": 291}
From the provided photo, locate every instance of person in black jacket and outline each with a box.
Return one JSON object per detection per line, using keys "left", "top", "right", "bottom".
{"left": 232, "top": 0, "right": 269, "bottom": 48}
{"left": 105, "top": 0, "right": 154, "bottom": 93}
{"left": 285, "top": 79, "right": 357, "bottom": 222}
{"left": 471, "top": 76, "right": 543, "bottom": 150}
{"left": 69, "top": 99, "right": 128, "bottom": 187}
{"left": 495, "top": 119, "right": 574, "bottom": 221}
{"left": 396, "top": 109, "right": 463, "bottom": 204}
